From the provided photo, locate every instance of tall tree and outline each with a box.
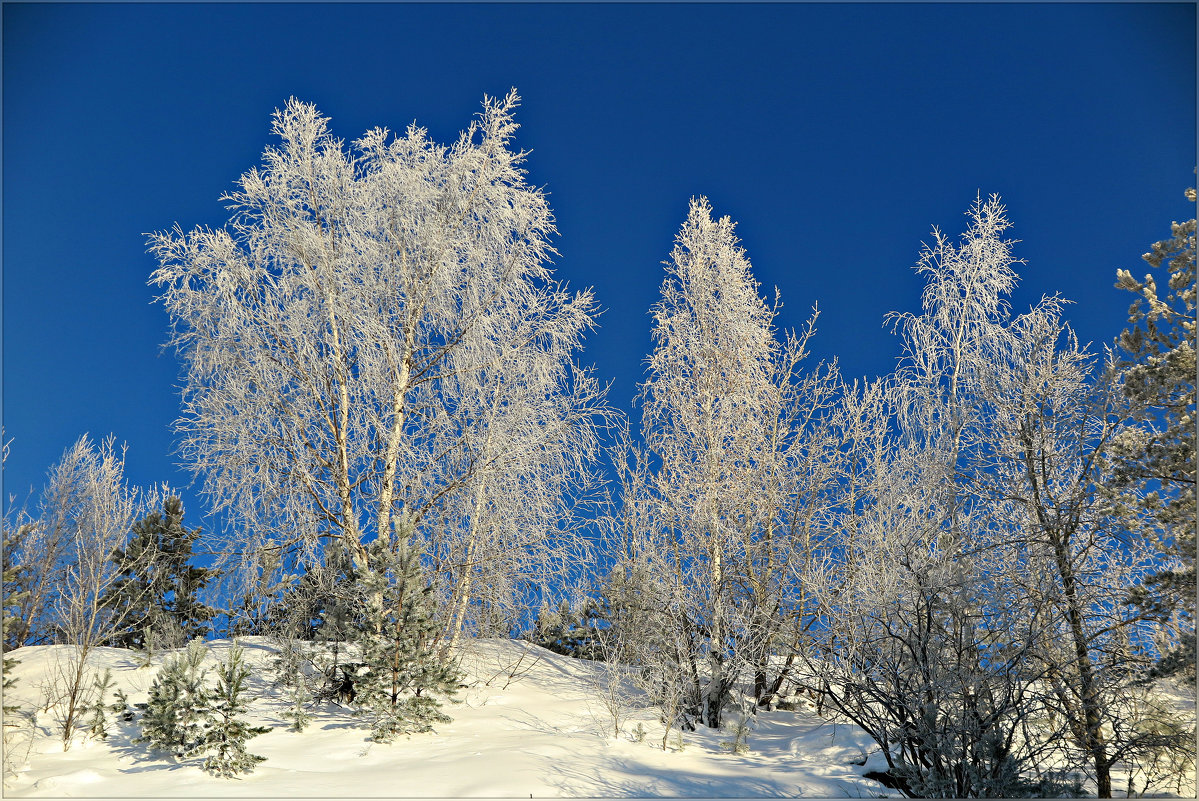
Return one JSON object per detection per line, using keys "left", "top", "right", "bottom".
{"left": 149, "top": 92, "right": 606, "bottom": 644}
{"left": 101, "top": 495, "right": 219, "bottom": 651}
{"left": 806, "top": 197, "right": 1189, "bottom": 797}
{"left": 628, "top": 196, "right": 831, "bottom": 727}
{"left": 983, "top": 307, "right": 1164, "bottom": 799}
{"left": 1111, "top": 188, "right": 1196, "bottom": 678}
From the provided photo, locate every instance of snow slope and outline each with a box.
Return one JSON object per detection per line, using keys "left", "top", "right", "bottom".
{"left": 3, "top": 638, "right": 894, "bottom": 798}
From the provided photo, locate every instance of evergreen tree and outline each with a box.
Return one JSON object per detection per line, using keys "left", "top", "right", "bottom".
{"left": 202, "top": 643, "right": 269, "bottom": 777}
{"left": 2, "top": 520, "right": 31, "bottom": 715}
{"left": 352, "top": 521, "right": 461, "bottom": 744}
{"left": 282, "top": 679, "right": 312, "bottom": 733}
{"left": 529, "top": 598, "right": 605, "bottom": 661}
{"left": 101, "top": 497, "right": 219, "bottom": 652}
{"left": 135, "top": 639, "right": 212, "bottom": 758}
{"left": 110, "top": 688, "right": 135, "bottom": 722}
{"left": 1112, "top": 188, "right": 1197, "bottom": 678}
{"left": 85, "top": 669, "right": 115, "bottom": 741}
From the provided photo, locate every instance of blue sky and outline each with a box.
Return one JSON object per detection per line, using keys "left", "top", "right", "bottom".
{"left": 2, "top": 2, "right": 1195, "bottom": 532}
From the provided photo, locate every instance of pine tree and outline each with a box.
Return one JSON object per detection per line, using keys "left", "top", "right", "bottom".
{"left": 282, "top": 680, "right": 312, "bottom": 733}
{"left": 1112, "top": 188, "right": 1197, "bottom": 678}
{"left": 2, "top": 520, "right": 31, "bottom": 717}
{"left": 110, "top": 688, "right": 135, "bottom": 722}
{"left": 101, "top": 497, "right": 219, "bottom": 652}
{"left": 135, "top": 639, "right": 212, "bottom": 758}
{"left": 352, "top": 521, "right": 461, "bottom": 743}
{"left": 202, "top": 643, "right": 269, "bottom": 777}
{"left": 85, "top": 669, "right": 115, "bottom": 741}
{"left": 530, "top": 598, "right": 604, "bottom": 660}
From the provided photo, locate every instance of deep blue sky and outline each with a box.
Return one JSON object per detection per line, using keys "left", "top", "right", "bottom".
{"left": 3, "top": 2, "right": 1195, "bottom": 532}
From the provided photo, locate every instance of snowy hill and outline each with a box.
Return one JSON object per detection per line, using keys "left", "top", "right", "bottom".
{"left": 2, "top": 638, "right": 895, "bottom": 797}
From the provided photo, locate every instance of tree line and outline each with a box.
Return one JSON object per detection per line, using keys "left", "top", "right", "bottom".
{"left": 3, "top": 92, "right": 1193, "bottom": 796}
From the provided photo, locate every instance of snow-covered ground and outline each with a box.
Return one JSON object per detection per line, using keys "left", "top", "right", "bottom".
{"left": 3, "top": 638, "right": 894, "bottom": 798}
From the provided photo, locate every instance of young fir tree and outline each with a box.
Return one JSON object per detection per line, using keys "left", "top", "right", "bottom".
{"left": 202, "top": 643, "right": 269, "bottom": 777}
{"left": 353, "top": 519, "right": 461, "bottom": 744}
{"left": 135, "top": 639, "right": 212, "bottom": 758}
{"left": 101, "top": 496, "right": 219, "bottom": 652}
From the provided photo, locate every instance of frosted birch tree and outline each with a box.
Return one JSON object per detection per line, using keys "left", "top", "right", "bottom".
{"left": 626, "top": 196, "right": 836, "bottom": 727}
{"left": 807, "top": 196, "right": 1190, "bottom": 796}
{"left": 149, "top": 91, "right": 606, "bottom": 643}
{"left": 803, "top": 198, "right": 1105, "bottom": 795}
{"left": 7, "top": 436, "right": 159, "bottom": 749}
{"left": 982, "top": 308, "right": 1187, "bottom": 798}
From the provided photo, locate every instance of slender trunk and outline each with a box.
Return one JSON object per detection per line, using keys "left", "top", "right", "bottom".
{"left": 376, "top": 354, "right": 412, "bottom": 547}
{"left": 443, "top": 386, "right": 503, "bottom": 656}
{"left": 376, "top": 298, "right": 417, "bottom": 546}
{"left": 1051, "top": 528, "right": 1111, "bottom": 797}
{"left": 325, "top": 306, "right": 363, "bottom": 563}
{"left": 706, "top": 505, "right": 724, "bottom": 728}
{"left": 1020, "top": 415, "right": 1111, "bottom": 797}
{"left": 444, "top": 469, "right": 491, "bottom": 656}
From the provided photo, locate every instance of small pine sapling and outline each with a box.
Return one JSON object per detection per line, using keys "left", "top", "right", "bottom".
{"left": 353, "top": 524, "right": 461, "bottom": 744}
{"left": 134, "top": 642, "right": 155, "bottom": 669}
{"left": 135, "top": 639, "right": 211, "bottom": 758}
{"left": 270, "top": 638, "right": 308, "bottom": 691}
{"left": 110, "top": 688, "right": 135, "bottom": 722}
{"left": 85, "top": 669, "right": 115, "bottom": 741}
{"left": 202, "top": 643, "right": 270, "bottom": 777}
{"left": 720, "top": 713, "right": 752, "bottom": 755}
{"left": 282, "top": 679, "right": 312, "bottom": 733}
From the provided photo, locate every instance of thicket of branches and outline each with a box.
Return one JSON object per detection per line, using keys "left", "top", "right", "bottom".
{"left": 596, "top": 193, "right": 1195, "bottom": 797}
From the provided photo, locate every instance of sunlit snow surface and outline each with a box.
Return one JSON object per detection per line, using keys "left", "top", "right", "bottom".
{"left": 3, "top": 639, "right": 1193, "bottom": 798}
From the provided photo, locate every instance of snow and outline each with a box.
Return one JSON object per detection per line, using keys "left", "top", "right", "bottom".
{"left": 3, "top": 638, "right": 894, "bottom": 798}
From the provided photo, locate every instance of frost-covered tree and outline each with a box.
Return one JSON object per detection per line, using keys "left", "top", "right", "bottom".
{"left": 4, "top": 438, "right": 154, "bottom": 652}
{"left": 2, "top": 471, "right": 30, "bottom": 715}
{"left": 11, "top": 437, "right": 160, "bottom": 749}
{"left": 101, "top": 496, "right": 219, "bottom": 652}
{"left": 149, "top": 91, "right": 606, "bottom": 648}
{"left": 804, "top": 197, "right": 1185, "bottom": 798}
{"left": 202, "top": 643, "right": 270, "bottom": 777}
{"left": 1111, "top": 189, "right": 1196, "bottom": 679}
{"left": 619, "top": 196, "right": 838, "bottom": 728}
{"left": 802, "top": 383, "right": 1058, "bottom": 798}
{"left": 984, "top": 306, "right": 1185, "bottom": 798}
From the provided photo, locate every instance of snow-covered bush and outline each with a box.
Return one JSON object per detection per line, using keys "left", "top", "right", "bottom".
{"left": 135, "top": 640, "right": 270, "bottom": 777}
